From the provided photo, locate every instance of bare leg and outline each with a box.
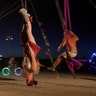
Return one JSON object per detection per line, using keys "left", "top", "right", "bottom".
{"left": 25, "top": 22, "right": 37, "bottom": 44}
{"left": 47, "top": 55, "right": 64, "bottom": 71}
{"left": 53, "top": 55, "right": 65, "bottom": 68}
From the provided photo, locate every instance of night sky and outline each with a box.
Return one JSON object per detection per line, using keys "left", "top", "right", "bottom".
{"left": 0, "top": 0, "right": 96, "bottom": 60}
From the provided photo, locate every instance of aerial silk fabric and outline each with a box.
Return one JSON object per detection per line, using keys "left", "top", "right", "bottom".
{"left": 65, "top": 58, "right": 83, "bottom": 79}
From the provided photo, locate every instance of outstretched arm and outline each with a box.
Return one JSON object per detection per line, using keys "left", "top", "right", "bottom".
{"left": 57, "top": 31, "right": 67, "bottom": 51}
{"left": 57, "top": 38, "right": 66, "bottom": 51}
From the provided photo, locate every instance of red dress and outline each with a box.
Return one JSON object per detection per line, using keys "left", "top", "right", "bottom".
{"left": 20, "top": 32, "right": 41, "bottom": 56}
{"left": 28, "top": 41, "right": 41, "bottom": 55}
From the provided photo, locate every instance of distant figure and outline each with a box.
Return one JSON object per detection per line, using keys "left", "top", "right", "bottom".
{"left": 34, "top": 58, "right": 45, "bottom": 75}
{"left": 48, "top": 30, "right": 83, "bottom": 78}
{"left": 8, "top": 56, "right": 18, "bottom": 73}
{"left": 19, "top": 8, "right": 41, "bottom": 86}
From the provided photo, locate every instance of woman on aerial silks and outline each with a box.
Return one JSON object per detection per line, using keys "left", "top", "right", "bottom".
{"left": 47, "top": 0, "right": 83, "bottom": 79}
{"left": 48, "top": 30, "right": 83, "bottom": 79}
{"left": 19, "top": 8, "right": 41, "bottom": 86}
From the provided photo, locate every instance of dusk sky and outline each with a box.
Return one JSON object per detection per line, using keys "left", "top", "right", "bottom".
{"left": 0, "top": 0, "right": 96, "bottom": 60}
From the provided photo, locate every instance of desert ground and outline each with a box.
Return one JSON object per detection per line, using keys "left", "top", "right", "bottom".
{"left": 0, "top": 70, "right": 96, "bottom": 96}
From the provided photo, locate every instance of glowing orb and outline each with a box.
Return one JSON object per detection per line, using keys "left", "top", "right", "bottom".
{"left": 2, "top": 67, "right": 10, "bottom": 76}
{"left": 14, "top": 67, "right": 21, "bottom": 76}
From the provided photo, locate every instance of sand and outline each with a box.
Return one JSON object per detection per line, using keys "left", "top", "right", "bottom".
{"left": 0, "top": 71, "right": 96, "bottom": 96}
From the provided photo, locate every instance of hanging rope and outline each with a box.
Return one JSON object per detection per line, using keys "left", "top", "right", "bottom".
{"left": 55, "top": 0, "right": 72, "bottom": 52}
{"left": 0, "top": 0, "right": 21, "bottom": 19}
{"left": 55, "top": 0, "right": 65, "bottom": 31}
{"left": 55, "top": 0, "right": 72, "bottom": 31}
{"left": 63, "top": 0, "right": 83, "bottom": 79}
{"left": 0, "top": 6, "right": 20, "bottom": 19}
{"left": 89, "top": 0, "right": 96, "bottom": 8}
{"left": 64, "top": 0, "right": 72, "bottom": 31}
{"left": 0, "top": 2, "right": 13, "bottom": 16}
{"left": 66, "top": 0, "right": 72, "bottom": 30}
{"left": 27, "top": 0, "right": 54, "bottom": 64}
{"left": 21, "top": 0, "right": 27, "bottom": 9}
{"left": 0, "top": 0, "right": 28, "bottom": 19}
{"left": 64, "top": 0, "right": 67, "bottom": 31}
{"left": 0, "top": 0, "right": 20, "bottom": 16}
{"left": 64, "top": 0, "right": 72, "bottom": 56}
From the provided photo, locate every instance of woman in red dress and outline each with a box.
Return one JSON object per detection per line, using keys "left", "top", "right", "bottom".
{"left": 19, "top": 8, "right": 41, "bottom": 86}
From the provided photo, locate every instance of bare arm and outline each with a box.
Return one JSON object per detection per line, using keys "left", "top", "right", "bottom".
{"left": 57, "top": 38, "right": 66, "bottom": 51}
{"left": 70, "top": 31, "right": 79, "bottom": 40}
